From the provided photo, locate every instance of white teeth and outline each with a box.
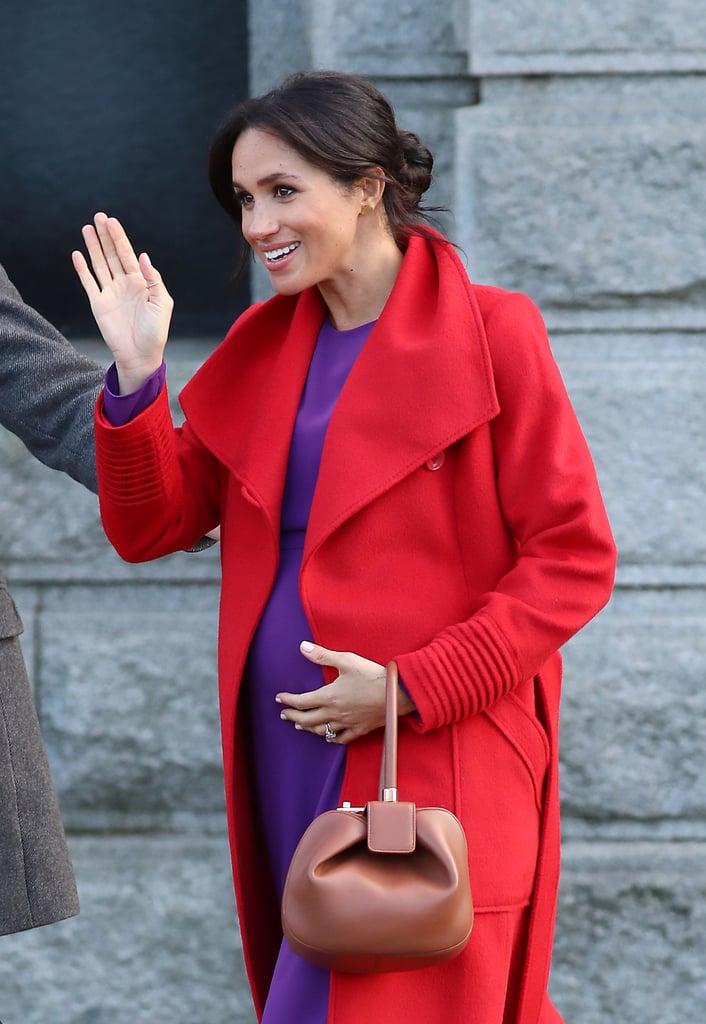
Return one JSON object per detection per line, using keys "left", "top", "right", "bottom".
{"left": 264, "top": 242, "right": 300, "bottom": 262}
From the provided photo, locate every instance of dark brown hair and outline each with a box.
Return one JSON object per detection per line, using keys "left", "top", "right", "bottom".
{"left": 208, "top": 70, "right": 442, "bottom": 271}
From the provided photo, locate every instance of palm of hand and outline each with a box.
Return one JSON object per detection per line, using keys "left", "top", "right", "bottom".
{"left": 90, "top": 273, "right": 166, "bottom": 362}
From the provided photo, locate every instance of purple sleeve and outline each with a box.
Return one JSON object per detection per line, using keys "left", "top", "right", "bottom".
{"left": 102, "top": 361, "right": 167, "bottom": 426}
{"left": 398, "top": 674, "right": 418, "bottom": 715}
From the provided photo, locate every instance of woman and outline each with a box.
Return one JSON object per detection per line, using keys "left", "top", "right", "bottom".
{"left": 73, "top": 71, "right": 616, "bottom": 1024}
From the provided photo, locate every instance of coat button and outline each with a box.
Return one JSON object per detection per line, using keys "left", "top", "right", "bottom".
{"left": 426, "top": 452, "right": 445, "bottom": 471}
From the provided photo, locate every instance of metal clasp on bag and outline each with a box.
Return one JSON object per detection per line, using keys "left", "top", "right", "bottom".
{"left": 337, "top": 788, "right": 397, "bottom": 812}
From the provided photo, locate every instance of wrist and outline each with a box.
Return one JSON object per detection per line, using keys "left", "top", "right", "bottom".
{"left": 115, "top": 359, "right": 164, "bottom": 396}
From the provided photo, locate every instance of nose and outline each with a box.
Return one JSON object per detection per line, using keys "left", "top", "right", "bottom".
{"left": 243, "top": 202, "right": 279, "bottom": 242}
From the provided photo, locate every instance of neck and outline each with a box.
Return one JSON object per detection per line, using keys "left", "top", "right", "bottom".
{"left": 318, "top": 234, "right": 403, "bottom": 331}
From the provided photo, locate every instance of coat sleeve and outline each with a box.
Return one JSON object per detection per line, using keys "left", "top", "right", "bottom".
{"left": 0, "top": 263, "right": 104, "bottom": 492}
{"left": 95, "top": 384, "right": 222, "bottom": 560}
{"left": 395, "top": 291, "right": 617, "bottom": 731}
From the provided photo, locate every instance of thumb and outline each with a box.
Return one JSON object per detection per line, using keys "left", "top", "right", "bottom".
{"left": 299, "top": 640, "right": 343, "bottom": 670}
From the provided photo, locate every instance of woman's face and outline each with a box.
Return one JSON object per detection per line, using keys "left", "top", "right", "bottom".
{"left": 231, "top": 128, "right": 367, "bottom": 296}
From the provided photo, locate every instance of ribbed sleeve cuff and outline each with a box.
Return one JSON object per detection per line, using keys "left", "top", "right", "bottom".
{"left": 395, "top": 611, "right": 521, "bottom": 733}
{"left": 95, "top": 383, "right": 176, "bottom": 508}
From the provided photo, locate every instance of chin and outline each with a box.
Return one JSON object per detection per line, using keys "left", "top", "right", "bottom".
{"left": 269, "top": 276, "right": 307, "bottom": 297}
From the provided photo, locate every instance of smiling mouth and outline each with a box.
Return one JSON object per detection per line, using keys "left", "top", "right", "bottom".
{"left": 263, "top": 242, "right": 300, "bottom": 264}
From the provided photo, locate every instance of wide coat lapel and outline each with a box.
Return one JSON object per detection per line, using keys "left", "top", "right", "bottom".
{"left": 181, "top": 235, "right": 500, "bottom": 559}
{"left": 303, "top": 235, "right": 500, "bottom": 562}
{"left": 180, "top": 286, "right": 326, "bottom": 539}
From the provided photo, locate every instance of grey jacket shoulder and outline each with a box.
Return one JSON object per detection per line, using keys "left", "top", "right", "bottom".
{"left": 0, "top": 263, "right": 104, "bottom": 493}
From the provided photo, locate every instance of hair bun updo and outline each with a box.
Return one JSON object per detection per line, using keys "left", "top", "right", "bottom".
{"left": 395, "top": 130, "right": 434, "bottom": 210}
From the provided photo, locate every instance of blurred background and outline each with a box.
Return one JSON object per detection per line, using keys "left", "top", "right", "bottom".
{"left": 0, "top": 0, "right": 249, "bottom": 336}
{"left": 1, "top": 1, "right": 705, "bottom": 1021}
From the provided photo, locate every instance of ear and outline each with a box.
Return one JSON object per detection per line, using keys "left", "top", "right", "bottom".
{"left": 357, "top": 167, "right": 387, "bottom": 215}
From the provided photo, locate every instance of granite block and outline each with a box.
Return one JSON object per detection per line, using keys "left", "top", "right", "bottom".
{"left": 560, "top": 589, "right": 706, "bottom": 825}
{"left": 0, "top": 835, "right": 254, "bottom": 1024}
{"left": 454, "top": 86, "right": 706, "bottom": 329}
{"left": 34, "top": 585, "right": 223, "bottom": 829}
{"left": 469, "top": 0, "right": 706, "bottom": 74}
{"left": 551, "top": 841, "right": 706, "bottom": 1024}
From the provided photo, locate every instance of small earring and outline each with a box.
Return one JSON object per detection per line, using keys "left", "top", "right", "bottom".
{"left": 359, "top": 205, "right": 373, "bottom": 217}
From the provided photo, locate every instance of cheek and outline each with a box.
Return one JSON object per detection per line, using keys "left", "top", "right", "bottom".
{"left": 240, "top": 214, "right": 254, "bottom": 243}
{"left": 330, "top": 211, "right": 360, "bottom": 249}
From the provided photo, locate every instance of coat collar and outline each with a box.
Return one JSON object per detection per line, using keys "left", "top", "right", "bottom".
{"left": 180, "top": 234, "right": 499, "bottom": 551}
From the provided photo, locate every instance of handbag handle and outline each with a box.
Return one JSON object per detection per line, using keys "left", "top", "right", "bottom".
{"left": 381, "top": 661, "right": 399, "bottom": 802}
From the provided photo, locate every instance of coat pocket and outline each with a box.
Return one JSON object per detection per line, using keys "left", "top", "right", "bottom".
{"left": 483, "top": 686, "right": 550, "bottom": 814}
{"left": 0, "top": 581, "right": 24, "bottom": 640}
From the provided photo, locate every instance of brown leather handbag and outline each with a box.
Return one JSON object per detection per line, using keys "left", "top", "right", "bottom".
{"left": 281, "top": 661, "right": 473, "bottom": 973}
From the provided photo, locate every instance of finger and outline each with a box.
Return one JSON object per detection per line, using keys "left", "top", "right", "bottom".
{"left": 138, "top": 251, "right": 164, "bottom": 293}
{"left": 92, "top": 212, "right": 126, "bottom": 279}
{"left": 81, "top": 222, "right": 113, "bottom": 289}
{"left": 299, "top": 640, "right": 349, "bottom": 671}
{"left": 281, "top": 715, "right": 351, "bottom": 744}
{"left": 289, "top": 716, "right": 347, "bottom": 744}
{"left": 280, "top": 707, "right": 324, "bottom": 732}
{"left": 323, "top": 721, "right": 341, "bottom": 743}
{"left": 106, "top": 216, "right": 142, "bottom": 276}
{"left": 323, "top": 724, "right": 355, "bottom": 745}
{"left": 329, "top": 728, "right": 353, "bottom": 745}
{"left": 71, "top": 249, "right": 101, "bottom": 304}
{"left": 276, "top": 687, "right": 326, "bottom": 712}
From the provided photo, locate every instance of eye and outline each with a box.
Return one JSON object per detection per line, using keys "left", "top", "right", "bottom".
{"left": 274, "top": 185, "right": 296, "bottom": 200}
{"left": 234, "top": 190, "right": 253, "bottom": 209}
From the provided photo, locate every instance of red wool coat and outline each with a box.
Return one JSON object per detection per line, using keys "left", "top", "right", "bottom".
{"left": 95, "top": 235, "right": 616, "bottom": 1024}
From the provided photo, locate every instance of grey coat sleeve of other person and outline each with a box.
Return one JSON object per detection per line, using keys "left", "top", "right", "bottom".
{"left": 0, "top": 262, "right": 103, "bottom": 491}
{"left": 0, "top": 262, "right": 103, "bottom": 936}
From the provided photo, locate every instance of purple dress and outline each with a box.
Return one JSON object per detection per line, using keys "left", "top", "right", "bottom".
{"left": 243, "top": 318, "right": 374, "bottom": 1023}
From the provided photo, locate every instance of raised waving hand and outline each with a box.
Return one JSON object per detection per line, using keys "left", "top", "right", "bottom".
{"left": 72, "top": 213, "right": 174, "bottom": 394}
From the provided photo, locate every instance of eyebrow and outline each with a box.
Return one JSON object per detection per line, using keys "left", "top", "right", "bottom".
{"left": 232, "top": 172, "right": 303, "bottom": 190}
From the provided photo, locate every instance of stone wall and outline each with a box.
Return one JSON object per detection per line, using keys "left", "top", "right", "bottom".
{"left": 452, "top": 7, "right": 706, "bottom": 1020}
{"left": 1, "top": 2, "right": 704, "bottom": 1022}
